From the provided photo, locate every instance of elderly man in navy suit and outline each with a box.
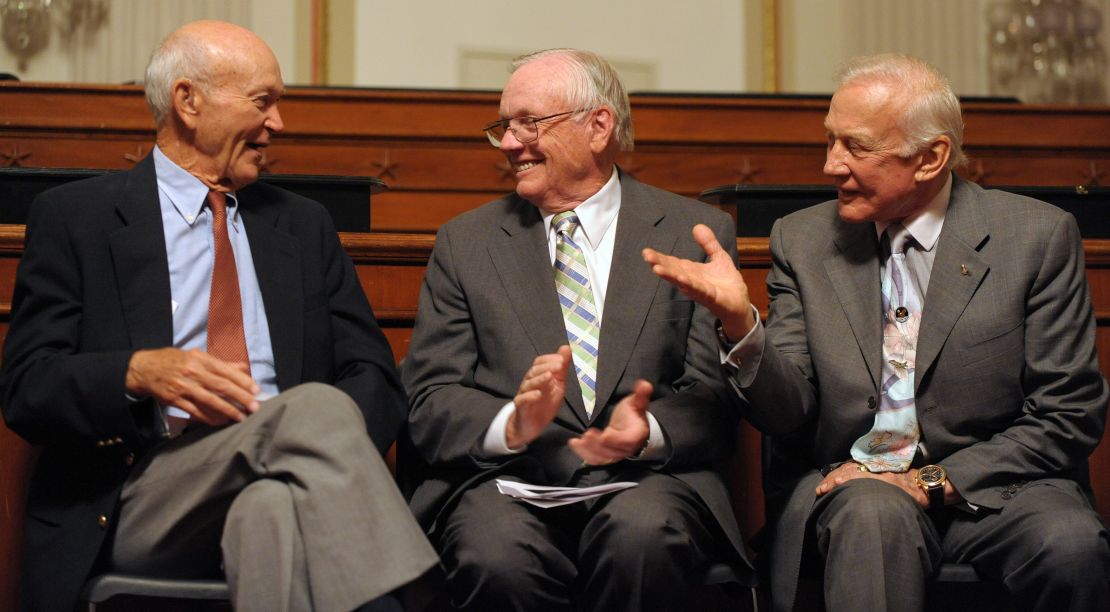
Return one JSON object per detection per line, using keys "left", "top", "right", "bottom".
{"left": 1, "top": 20, "right": 435, "bottom": 612}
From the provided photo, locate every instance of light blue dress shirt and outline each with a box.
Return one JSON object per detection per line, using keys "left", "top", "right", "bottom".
{"left": 153, "top": 147, "right": 278, "bottom": 424}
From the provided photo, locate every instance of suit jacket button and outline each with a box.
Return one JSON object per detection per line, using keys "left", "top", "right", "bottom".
{"left": 867, "top": 396, "right": 877, "bottom": 409}
{"left": 98, "top": 514, "right": 108, "bottom": 528}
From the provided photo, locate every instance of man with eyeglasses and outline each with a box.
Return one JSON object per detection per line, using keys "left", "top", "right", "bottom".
{"left": 403, "top": 48, "right": 752, "bottom": 611}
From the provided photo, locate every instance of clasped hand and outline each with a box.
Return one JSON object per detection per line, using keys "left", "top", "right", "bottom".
{"left": 508, "top": 345, "right": 652, "bottom": 464}
{"left": 815, "top": 462, "right": 930, "bottom": 508}
{"left": 126, "top": 347, "right": 260, "bottom": 426}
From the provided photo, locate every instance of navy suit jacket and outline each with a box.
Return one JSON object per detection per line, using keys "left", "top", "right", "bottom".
{"left": 0, "top": 155, "right": 406, "bottom": 611}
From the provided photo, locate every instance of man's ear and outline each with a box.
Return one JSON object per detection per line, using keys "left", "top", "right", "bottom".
{"left": 915, "top": 136, "right": 951, "bottom": 182}
{"left": 172, "top": 78, "right": 201, "bottom": 130}
{"left": 588, "top": 106, "right": 616, "bottom": 155}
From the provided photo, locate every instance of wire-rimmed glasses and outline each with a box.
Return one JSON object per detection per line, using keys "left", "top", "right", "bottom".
{"left": 482, "top": 109, "right": 589, "bottom": 147}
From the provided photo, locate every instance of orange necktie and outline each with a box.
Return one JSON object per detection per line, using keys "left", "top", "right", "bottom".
{"left": 206, "top": 190, "right": 250, "bottom": 371}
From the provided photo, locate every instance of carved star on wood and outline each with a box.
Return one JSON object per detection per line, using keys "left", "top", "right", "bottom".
{"left": 1081, "top": 161, "right": 1106, "bottom": 187}
{"left": 123, "top": 145, "right": 146, "bottom": 164}
{"left": 372, "top": 150, "right": 400, "bottom": 181}
{"left": 1, "top": 144, "right": 31, "bottom": 168}
{"left": 734, "top": 157, "right": 760, "bottom": 184}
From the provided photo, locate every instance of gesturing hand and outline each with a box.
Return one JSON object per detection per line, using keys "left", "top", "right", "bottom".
{"left": 506, "top": 345, "right": 572, "bottom": 449}
{"left": 569, "top": 379, "right": 653, "bottom": 465}
{"left": 643, "top": 224, "right": 755, "bottom": 341}
{"left": 126, "top": 347, "right": 261, "bottom": 426}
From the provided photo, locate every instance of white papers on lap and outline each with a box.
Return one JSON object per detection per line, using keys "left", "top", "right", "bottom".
{"left": 495, "top": 479, "right": 638, "bottom": 508}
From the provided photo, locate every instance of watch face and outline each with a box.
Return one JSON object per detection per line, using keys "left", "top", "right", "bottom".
{"left": 919, "top": 465, "right": 945, "bottom": 486}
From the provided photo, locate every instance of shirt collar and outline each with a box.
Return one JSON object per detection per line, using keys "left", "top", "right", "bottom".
{"left": 875, "top": 172, "right": 952, "bottom": 252}
{"left": 153, "top": 146, "right": 240, "bottom": 228}
{"left": 543, "top": 167, "right": 621, "bottom": 249}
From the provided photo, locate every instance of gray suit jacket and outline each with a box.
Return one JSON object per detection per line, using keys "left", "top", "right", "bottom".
{"left": 738, "top": 176, "right": 1108, "bottom": 611}
{"left": 403, "top": 171, "right": 752, "bottom": 570}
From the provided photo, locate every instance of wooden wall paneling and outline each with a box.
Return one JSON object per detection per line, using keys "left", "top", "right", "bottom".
{"left": 261, "top": 141, "right": 509, "bottom": 189}
{"left": 5, "top": 85, "right": 1110, "bottom": 203}
{"left": 964, "top": 150, "right": 1110, "bottom": 188}
{"left": 0, "top": 415, "right": 30, "bottom": 612}
{"left": 371, "top": 191, "right": 507, "bottom": 233}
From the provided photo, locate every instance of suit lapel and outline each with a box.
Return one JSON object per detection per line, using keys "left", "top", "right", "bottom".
{"left": 915, "top": 179, "right": 989, "bottom": 387}
{"left": 593, "top": 175, "right": 672, "bottom": 418}
{"left": 239, "top": 189, "right": 303, "bottom": 391}
{"left": 108, "top": 156, "right": 174, "bottom": 349}
{"left": 487, "top": 198, "right": 587, "bottom": 421}
{"left": 825, "top": 220, "right": 884, "bottom": 389}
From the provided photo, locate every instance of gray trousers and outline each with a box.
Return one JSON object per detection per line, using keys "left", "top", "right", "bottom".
{"left": 810, "top": 477, "right": 1110, "bottom": 612}
{"left": 110, "top": 382, "right": 438, "bottom": 612}
{"left": 437, "top": 470, "right": 722, "bottom": 612}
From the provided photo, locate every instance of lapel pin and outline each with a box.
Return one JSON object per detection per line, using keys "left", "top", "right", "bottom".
{"left": 960, "top": 264, "right": 970, "bottom": 276}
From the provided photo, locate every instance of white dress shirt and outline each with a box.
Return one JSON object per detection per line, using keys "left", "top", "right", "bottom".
{"left": 482, "top": 168, "right": 667, "bottom": 459}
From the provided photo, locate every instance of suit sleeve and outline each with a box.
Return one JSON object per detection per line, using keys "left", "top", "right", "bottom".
{"left": 641, "top": 213, "right": 745, "bottom": 468}
{"left": 734, "top": 218, "right": 821, "bottom": 437}
{"left": 404, "top": 225, "right": 512, "bottom": 468}
{"left": 316, "top": 212, "right": 408, "bottom": 454}
{"left": 0, "top": 193, "right": 161, "bottom": 448}
{"left": 940, "top": 213, "right": 1108, "bottom": 509}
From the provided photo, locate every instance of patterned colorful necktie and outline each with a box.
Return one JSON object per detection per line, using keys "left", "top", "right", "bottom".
{"left": 552, "top": 211, "right": 600, "bottom": 417}
{"left": 206, "top": 191, "right": 251, "bottom": 372}
{"left": 852, "top": 224, "right": 921, "bottom": 472}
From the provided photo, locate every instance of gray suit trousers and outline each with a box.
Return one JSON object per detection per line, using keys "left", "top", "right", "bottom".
{"left": 110, "top": 383, "right": 438, "bottom": 612}
{"left": 811, "top": 478, "right": 1110, "bottom": 612}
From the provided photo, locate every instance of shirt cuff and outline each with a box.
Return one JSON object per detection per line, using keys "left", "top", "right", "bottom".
{"left": 629, "top": 411, "right": 667, "bottom": 461}
{"left": 481, "top": 401, "right": 528, "bottom": 456}
{"left": 481, "top": 401, "right": 669, "bottom": 461}
{"left": 719, "top": 304, "right": 765, "bottom": 387}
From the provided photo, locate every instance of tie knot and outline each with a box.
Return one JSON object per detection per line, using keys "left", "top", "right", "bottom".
{"left": 553, "top": 211, "right": 580, "bottom": 237}
{"left": 207, "top": 190, "right": 228, "bottom": 218}
{"left": 886, "top": 224, "right": 911, "bottom": 255}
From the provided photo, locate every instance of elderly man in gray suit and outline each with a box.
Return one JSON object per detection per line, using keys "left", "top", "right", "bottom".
{"left": 403, "top": 48, "right": 751, "bottom": 611}
{"left": 646, "top": 53, "right": 1110, "bottom": 612}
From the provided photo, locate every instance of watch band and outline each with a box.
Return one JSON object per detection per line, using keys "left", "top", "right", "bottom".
{"left": 927, "top": 483, "right": 944, "bottom": 510}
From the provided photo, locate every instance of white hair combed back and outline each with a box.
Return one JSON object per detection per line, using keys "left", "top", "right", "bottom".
{"left": 511, "top": 48, "right": 635, "bottom": 152}
{"left": 837, "top": 54, "right": 967, "bottom": 169}
{"left": 144, "top": 33, "right": 214, "bottom": 127}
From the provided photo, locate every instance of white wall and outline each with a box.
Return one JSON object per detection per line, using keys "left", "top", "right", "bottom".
{"left": 351, "top": 0, "right": 747, "bottom": 92}
{"left": 0, "top": 0, "right": 300, "bottom": 85}
{"left": 2, "top": 0, "right": 1108, "bottom": 101}
{"left": 781, "top": 0, "right": 990, "bottom": 95}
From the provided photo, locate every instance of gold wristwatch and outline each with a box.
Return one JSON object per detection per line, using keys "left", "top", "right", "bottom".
{"left": 916, "top": 464, "right": 947, "bottom": 510}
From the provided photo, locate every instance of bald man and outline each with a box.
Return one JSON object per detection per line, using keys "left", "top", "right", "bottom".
{"left": 0, "top": 20, "right": 435, "bottom": 612}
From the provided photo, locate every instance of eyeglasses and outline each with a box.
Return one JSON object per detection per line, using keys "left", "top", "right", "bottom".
{"left": 482, "top": 109, "right": 589, "bottom": 147}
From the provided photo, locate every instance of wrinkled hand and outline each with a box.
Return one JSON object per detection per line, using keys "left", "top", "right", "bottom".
{"left": 507, "top": 346, "right": 572, "bottom": 449}
{"left": 569, "top": 379, "right": 653, "bottom": 465}
{"left": 643, "top": 224, "right": 755, "bottom": 341}
{"left": 125, "top": 348, "right": 260, "bottom": 426}
{"left": 815, "top": 462, "right": 928, "bottom": 508}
